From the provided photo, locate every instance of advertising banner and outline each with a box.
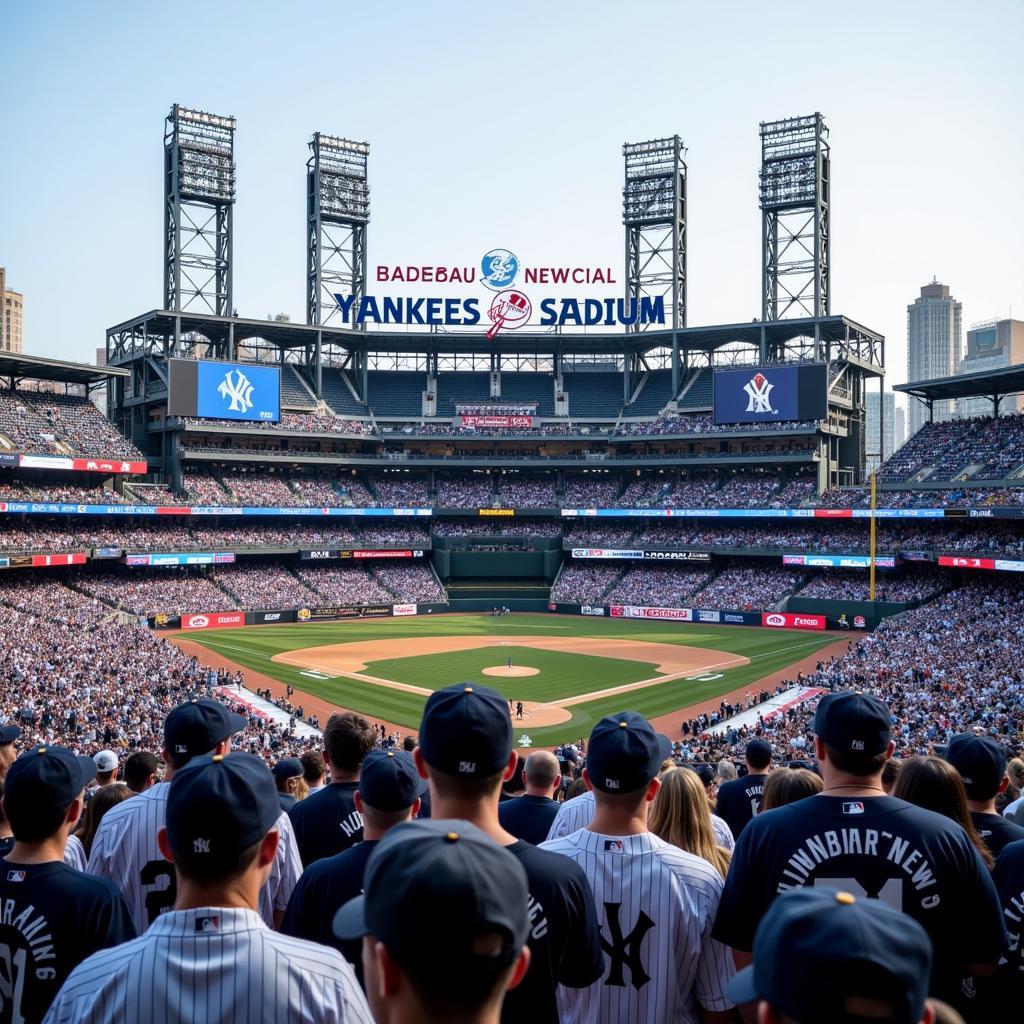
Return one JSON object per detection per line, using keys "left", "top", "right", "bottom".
{"left": 478, "top": 509, "right": 515, "bottom": 517}
{"left": 69, "top": 458, "right": 148, "bottom": 474}
{"left": 580, "top": 604, "right": 606, "bottom": 616}
{"left": 300, "top": 549, "right": 421, "bottom": 560}
{"left": 247, "top": 610, "right": 296, "bottom": 625}
{"left": 694, "top": 609, "right": 721, "bottom": 623}
{"left": 571, "top": 548, "right": 711, "bottom": 562}
{"left": 125, "top": 552, "right": 236, "bottom": 567}
{"left": 352, "top": 549, "right": 419, "bottom": 559}
{"left": 609, "top": 605, "right": 693, "bottom": 621}
{"left": 297, "top": 604, "right": 393, "bottom": 622}
{"left": 0, "top": 503, "right": 433, "bottom": 519}
{"left": 0, "top": 453, "right": 18, "bottom": 467}
{"left": 92, "top": 546, "right": 122, "bottom": 559}
{"left": 0, "top": 552, "right": 89, "bottom": 569}
{"left": 180, "top": 611, "right": 245, "bottom": 630}
{"left": 392, "top": 603, "right": 417, "bottom": 616}
{"left": 713, "top": 363, "right": 827, "bottom": 426}
{"left": 782, "top": 553, "right": 897, "bottom": 569}
{"left": 938, "top": 555, "right": 1024, "bottom": 573}
{"left": 459, "top": 415, "right": 534, "bottom": 429}
{"left": 761, "top": 611, "right": 826, "bottom": 631}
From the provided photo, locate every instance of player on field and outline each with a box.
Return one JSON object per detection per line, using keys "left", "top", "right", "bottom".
{"left": 414, "top": 683, "right": 605, "bottom": 1024}
{"left": 714, "top": 738, "right": 771, "bottom": 840}
{"left": 0, "top": 745, "right": 134, "bottom": 1024}
{"left": 87, "top": 698, "right": 301, "bottom": 932}
{"left": 334, "top": 818, "right": 532, "bottom": 1024}
{"left": 288, "top": 712, "right": 375, "bottom": 866}
{"left": 713, "top": 691, "right": 1007, "bottom": 1017}
{"left": 541, "top": 711, "right": 734, "bottom": 1024}
{"left": 43, "top": 753, "right": 372, "bottom": 1024}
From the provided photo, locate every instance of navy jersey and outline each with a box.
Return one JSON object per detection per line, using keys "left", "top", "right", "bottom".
{"left": 287, "top": 783, "right": 363, "bottom": 867}
{"left": 502, "top": 840, "right": 604, "bottom": 1024}
{"left": 714, "top": 775, "right": 767, "bottom": 840}
{"left": 0, "top": 858, "right": 135, "bottom": 1024}
{"left": 991, "top": 839, "right": 1024, "bottom": 1004}
{"left": 713, "top": 795, "right": 1007, "bottom": 1002}
{"left": 972, "top": 811, "right": 1024, "bottom": 860}
{"left": 280, "top": 840, "right": 378, "bottom": 981}
{"left": 499, "top": 795, "right": 560, "bottom": 846}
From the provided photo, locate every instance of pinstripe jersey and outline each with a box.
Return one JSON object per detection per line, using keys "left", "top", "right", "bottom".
{"left": 86, "top": 782, "right": 302, "bottom": 932}
{"left": 65, "top": 833, "right": 87, "bottom": 871}
{"left": 40, "top": 906, "right": 374, "bottom": 1024}
{"left": 540, "top": 829, "right": 734, "bottom": 1024}
{"left": 546, "top": 790, "right": 595, "bottom": 840}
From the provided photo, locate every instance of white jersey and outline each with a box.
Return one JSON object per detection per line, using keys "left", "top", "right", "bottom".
{"left": 547, "top": 790, "right": 596, "bottom": 840}
{"left": 710, "top": 814, "right": 735, "bottom": 853}
{"left": 540, "top": 830, "right": 734, "bottom": 1024}
{"left": 64, "top": 834, "right": 88, "bottom": 871}
{"left": 42, "top": 906, "right": 373, "bottom": 1024}
{"left": 87, "top": 782, "right": 302, "bottom": 932}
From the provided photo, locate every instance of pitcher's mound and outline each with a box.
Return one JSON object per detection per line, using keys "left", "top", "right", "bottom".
{"left": 483, "top": 665, "right": 539, "bottom": 678}
{"left": 513, "top": 702, "right": 572, "bottom": 727}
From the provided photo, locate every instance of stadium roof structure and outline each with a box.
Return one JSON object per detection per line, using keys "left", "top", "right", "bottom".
{"left": 0, "top": 351, "right": 129, "bottom": 389}
{"left": 895, "top": 364, "right": 1024, "bottom": 415}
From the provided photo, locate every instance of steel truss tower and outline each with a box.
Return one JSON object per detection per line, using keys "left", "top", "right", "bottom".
{"left": 759, "top": 113, "right": 830, "bottom": 321}
{"left": 622, "top": 136, "right": 687, "bottom": 332}
{"left": 164, "top": 105, "right": 236, "bottom": 316}
{"left": 307, "top": 134, "right": 370, "bottom": 328}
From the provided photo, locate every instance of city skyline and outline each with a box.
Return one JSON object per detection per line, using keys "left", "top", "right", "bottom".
{"left": 1, "top": 1, "right": 1022, "bottom": 386}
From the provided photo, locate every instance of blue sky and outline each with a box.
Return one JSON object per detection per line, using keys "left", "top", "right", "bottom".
{"left": 2, "top": 0, "right": 1022, "bottom": 389}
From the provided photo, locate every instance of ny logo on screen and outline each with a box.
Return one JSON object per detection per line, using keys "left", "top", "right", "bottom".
{"left": 218, "top": 369, "right": 255, "bottom": 413}
{"left": 743, "top": 372, "right": 775, "bottom": 414}
{"left": 601, "top": 902, "right": 654, "bottom": 989}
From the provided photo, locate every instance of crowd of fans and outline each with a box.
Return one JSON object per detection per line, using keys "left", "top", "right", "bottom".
{"left": 371, "top": 564, "right": 445, "bottom": 602}
{"left": 616, "top": 413, "right": 818, "bottom": 436}
{"left": 214, "top": 563, "right": 321, "bottom": 609}
{"left": 435, "top": 474, "right": 495, "bottom": 506}
{"left": 495, "top": 476, "right": 557, "bottom": 507}
{"left": 549, "top": 563, "right": 621, "bottom": 603}
{"left": 606, "top": 564, "right": 715, "bottom": 607}
{"left": 294, "top": 564, "right": 393, "bottom": 605}
{"left": 179, "top": 412, "right": 373, "bottom": 434}
{"left": 795, "top": 567, "right": 949, "bottom": 604}
{"left": 689, "top": 565, "right": 804, "bottom": 611}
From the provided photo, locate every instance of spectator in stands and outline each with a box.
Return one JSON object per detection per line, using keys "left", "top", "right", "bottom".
{"left": 123, "top": 751, "right": 160, "bottom": 793}
{"left": 759, "top": 767, "right": 822, "bottom": 810}
{"left": 649, "top": 767, "right": 732, "bottom": 881}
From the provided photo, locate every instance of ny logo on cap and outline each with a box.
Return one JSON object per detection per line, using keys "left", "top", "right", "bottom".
{"left": 458, "top": 761, "right": 476, "bottom": 774}
{"left": 850, "top": 740, "right": 865, "bottom": 751}
{"left": 193, "top": 838, "right": 211, "bottom": 853}
{"left": 605, "top": 778, "right": 620, "bottom": 790}
{"left": 175, "top": 744, "right": 188, "bottom": 753}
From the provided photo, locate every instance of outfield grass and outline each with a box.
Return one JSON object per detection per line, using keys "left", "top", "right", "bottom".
{"left": 183, "top": 614, "right": 838, "bottom": 744}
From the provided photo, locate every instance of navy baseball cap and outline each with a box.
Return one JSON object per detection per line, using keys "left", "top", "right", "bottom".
{"left": 728, "top": 888, "right": 931, "bottom": 1024}
{"left": 419, "top": 684, "right": 512, "bottom": 778}
{"left": 812, "top": 691, "right": 891, "bottom": 757}
{"left": 586, "top": 712, "right": 671, "bottom": 793}
{"left": 271, "top": 758, "right": 304, "bottom": 782}
{"left": 4, "top": 745, "right": 96, "bottom": 817}
{"left": 944, "top": 733, "right": 1007, "bottom": 800}
{"left": 687, "top": 763, "right": 717, "bottom": 787}
{"left": 164, "top": 699, "right": 246, "bottom": 761}
{"left": 0, "top": 724, "right": 20, "bottom": 745}
{"left": 166, "top": 752, "right": 281, "bottom": 864}
{"left": 334, "top": 819, "right": 528, "bottom": 979}
{"left": 358, "top": 750, "right": 427, "bottom": 811}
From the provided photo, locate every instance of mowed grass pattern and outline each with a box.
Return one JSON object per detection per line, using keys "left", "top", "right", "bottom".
{"left": 183, "top": 614, "right": 838, "bottom": 744}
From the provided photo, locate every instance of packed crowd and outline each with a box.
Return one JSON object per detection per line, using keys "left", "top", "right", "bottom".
{"left": 549, "top": 563, "right": 622, "bottom": 603}
{"left": 215, "top": 564, "right": 321, "bottom": 609}
{"left": 688, "top": 565, "right": 804, "bottom": 611}
{"left": 605, "top": 563, "right": 715, "bottom": 607}
{"left": 795, "top": 567, "right": 949, "bottom": 603}
{"left": 495, "top": 476, "right": 557, "bottom": 508}
{"left": 371, "top": 564, "right": 445, "bottom": 602}
{"left": 435, "top": 475, "right": 495, "bottom": 507}
{"left": 616, "top": 412, "right": 819, "bottom": 436}
{"left": 294, "top": 564, "right": 394, "bottom": 605}
{"left": 431, "top": 519, "right": 563, "bottom": 537}
{"left": 179, "top": 412, "right": 373, "bottom": 434}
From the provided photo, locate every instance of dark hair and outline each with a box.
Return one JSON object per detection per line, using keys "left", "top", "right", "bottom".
{"left": 746, "top": 745, "right": 772, "bottom": 771}
{"left": 402, "top": 736, "right": 416, "bottom": 752}
{"left": 502, "top": 756, "right": 526, "bottom": 796}
{"left": 881, "top": 757, "right": 902, "bottom": 793}
{"left": 893, "top": 755, "right": 994, "bottom": 869}
{"left": 0, "top": 781, "right": 7, "bottom": 830}
{"left": 323, "top": 713, "right": 376, "bottom": 775}
{"left": 75, "top": 783, "right": 132, "bottom": 856}
{"left": 124, "top": 751, "right": 160, "bottom": 792}
{"left": 761, "top": 769, "right": 822, "bottom": 811}
{"left": 172, "top": 837, "right": 263, "bottom": 885}
{"left": 4, "top": 788, "right": 72, "bottom": 842}
{"left": 300, "top": 750, "right": 325, "bottom": 784}
{"left": 429, "top": 766, "right": 505, "bottom": 802}
{"left": 823, "top": 743, "right": 889, "bottom": 778}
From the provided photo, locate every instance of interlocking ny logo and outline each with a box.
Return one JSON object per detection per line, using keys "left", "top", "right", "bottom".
{"left": 601, "top": 902, "right": 654, "bottom": 989}
{"left": 743, "top": 372, "right": 774, "bottom": 413}
{"left": 193, "top": 838, "right": 211, "bottom": 853}
{"left": 218, "top": 369, "right": 255, "bottom": 413}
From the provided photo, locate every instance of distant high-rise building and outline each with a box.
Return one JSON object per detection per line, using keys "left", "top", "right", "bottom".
{"left": 866, "top": 390, "right": 897, "bottom": 472}
{"left": 894, "top": 403, "right": 906, "bottom": 452}
{"left": 0, "top": 267, "right": 25, "bottom": 353}
{"left": 906, "top": 280, "right": 962, "bottom": 436}
{"left": 957, "top": 319, "right": 1024, "bottom": 419}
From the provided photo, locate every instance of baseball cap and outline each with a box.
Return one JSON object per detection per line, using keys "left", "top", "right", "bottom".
{"left": 0, "top": 724, "right": 21, "bottom": 745}
{"left": 358, "top": 750, "right": 427, "bottom": 811}
{"left": 687, "top": 763, "right": 717, "bottom": 787}
{"left": 271, "top": 758, "right": 304, "bottom": 782}
{"left": 419, "top": 684, "right": 512, "bottom": 778}
{"left": 166, "top": 752, "right": 281, "bottom": 865}
{"left": 944, "top": 733, "right": 1007, "bottom": 800}
{"left": 745, "top": 738, "right": 772, "bottom": 768}
{"left": 163, "top": 699, "right": 246, "bottom": 761}
{"left": 812, "top": 691, "right": 891, "bottom": 757}
{"left": 728, "top": 888, "right": 931, "bottom": 1024}
{"left": 586, "top": 711, "right": 671, "bottom": 793}
{"left": 4, "top": 745, "right": 97, "bottom": 819}
{"left": 334, "top": 819, "right": 528, "bottom": 981}
{"left": 93, "top": 750, "right": 118, "bottom": 773}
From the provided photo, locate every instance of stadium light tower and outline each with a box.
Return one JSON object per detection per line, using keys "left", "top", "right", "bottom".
{"left": 164, "top": 105, "right": 237, "bottom": 316}
{"left": 622, "top": 136, "right": 687, "bottom": 332}
{"left": 307, "top": 134, "right": 370, "bottom": 328}
{"left": 759, "top": 112, "right": 830, "bottom": 321}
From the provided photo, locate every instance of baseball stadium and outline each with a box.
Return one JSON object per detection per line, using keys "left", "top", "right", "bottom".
{"left": 3, "top": 94, "right": 1024, "bottom": 1022}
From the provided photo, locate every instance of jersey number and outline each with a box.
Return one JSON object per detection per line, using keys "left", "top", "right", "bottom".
{"left": 141, "top": 859, "right": 177, "bottom": 924}
{"left": 812, "top": 876, "right": 902, "bottom": 910}
{"left": 0, "top": 943, "right": 27, "bottom": 1024}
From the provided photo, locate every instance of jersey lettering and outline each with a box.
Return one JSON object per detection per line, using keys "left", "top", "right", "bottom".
{"left": 0, "top": 943, "right": 27, "bottom": 1024}
{"left": 140, "top": 861, "right": 176, "bottom": 924}
{"left": 812, "top": 876, "right": 903, "bottom": 910}
{"left": 601, "top": 902, "right": 654, "bottom": 990}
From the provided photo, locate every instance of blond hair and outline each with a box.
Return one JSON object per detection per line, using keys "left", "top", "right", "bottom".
{"left": 649, "top": 768, "right": 731, "bottom": 880}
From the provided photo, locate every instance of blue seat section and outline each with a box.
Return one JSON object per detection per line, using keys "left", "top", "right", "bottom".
{"left": 308, "top": 367, "right": 369, "bottom": 415}
{"left": 281, "top": 365, "right": 317, "bottom": 409}
{"left": 366, "top": 371, "right": 426, "bottom": 416}
{"left": 627, "top": 370, "right": 674, "bottom": 415}
{"left": 436, "top": 372, "right": 491, "bottom": 413}
{"left": 499, "top": 373, "right": 555, "bottom": 415}
{"left": 677, "top": 368, "right": 712, "bottom": 409}
{"left": 563, "top": 372, "right": 625, "bottom": 417}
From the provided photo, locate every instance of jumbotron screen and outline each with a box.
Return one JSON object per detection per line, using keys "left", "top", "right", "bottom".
{"left": 167, "top": 358, "right": 281, "bottom": 423}
{"left": 712, "top": 363, "right": 827, "bottom": 425}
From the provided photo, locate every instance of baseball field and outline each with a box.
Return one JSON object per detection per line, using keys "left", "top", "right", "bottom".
{"left": 174, "top": 613, "right": 841, "bottom": 747}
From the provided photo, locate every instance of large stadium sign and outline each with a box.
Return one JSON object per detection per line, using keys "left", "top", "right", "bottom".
{"left": 336, "top": 247, "right": 666, "bottom": 335}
